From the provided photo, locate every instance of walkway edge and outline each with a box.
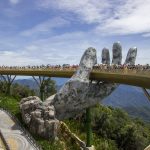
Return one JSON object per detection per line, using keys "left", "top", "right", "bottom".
{"left": 0, "top": 129, "right": 10, "bottom": 150}
{"left": 0, "top": 107, "right": 42, "bottom": 150}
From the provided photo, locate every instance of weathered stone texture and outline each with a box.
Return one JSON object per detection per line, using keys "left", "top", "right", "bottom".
{"left": 20, "top": 96, "right": 42, "bottom": 124}
{"left": 49, "top": 47, "right": 97, "bottom": 120}
{"left": 112, "top": 41, "right": 122, "bottom": 65}
{"left": 20, "top": 96, "right": 59, "bottom": 139}
{"left": 102, "top": 48, "right": 110, "bottom": 64}
{"left": 125, "top": 47, "right": 137, "bottom": 65}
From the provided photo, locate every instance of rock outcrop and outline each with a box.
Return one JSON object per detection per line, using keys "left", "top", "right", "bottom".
{"left": 20, "top": 96, "right": 42, "bottom": 124}
{"left": 20, "top": 42, "right": 137, "bottom": 139}
{"left": 20, "top": 96, "right": 59, "bottom": 139}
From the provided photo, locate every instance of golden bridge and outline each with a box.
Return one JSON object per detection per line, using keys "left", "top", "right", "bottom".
{"left": 0, "top": 68, "right": 149, "bottom": 89}
{"left": 0, "top": 67, "right": 150, "bottom": 149}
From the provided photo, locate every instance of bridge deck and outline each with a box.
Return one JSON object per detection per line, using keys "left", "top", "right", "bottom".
{"left": 0, "top": 109, "right": 40, "bottom": 150}
{"left": 0, "top": 69, "right": 150, "bottom": 89}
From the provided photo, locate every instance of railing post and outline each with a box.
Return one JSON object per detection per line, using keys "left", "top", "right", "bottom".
{"left": 86, "top": 107, "right": 92, "bottom": 147}
{"left": 142, "top": 88, "right": 150, "bottom": 101}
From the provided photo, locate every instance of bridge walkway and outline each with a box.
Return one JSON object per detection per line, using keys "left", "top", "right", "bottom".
{"left": 0, "top": 109, "right": 41, "bottom": 150}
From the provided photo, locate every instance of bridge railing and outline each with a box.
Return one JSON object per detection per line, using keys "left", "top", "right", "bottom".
{"left": 0, "top": 67, "right": 149, "bottom": 76}
{"left": 0, "top": 129, "right": 10, "bottom": 150}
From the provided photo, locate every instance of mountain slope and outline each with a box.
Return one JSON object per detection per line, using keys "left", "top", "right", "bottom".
{"left": 15, "top": 78, "right": 150, "bottom": 122}
{"left": 14, "top": 77, "right": 68, "bottom": 90}
{"left": 102, "top": 85, "right": 150, "bottom": 122}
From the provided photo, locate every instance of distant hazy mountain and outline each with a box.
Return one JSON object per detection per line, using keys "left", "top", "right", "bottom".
{"left": 52, "top": 77, "right": 68, "bottom": 86}
{"left": 14, "top": 78, "right": 38, "bottom": 89}
{"left": 102, "top": 85, "right": 150, "bottom": 122}
{"left": 14, "top": 77, "right": 68, "bottom": 90}
{"left": 14, "top": 78, "right": 150, "bottom": 122}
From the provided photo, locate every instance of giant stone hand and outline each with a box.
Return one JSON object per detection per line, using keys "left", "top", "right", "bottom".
{"left": 45, "top": 42, "right": 137, "bottom": 120}
{"left": 20, "top": 42, "right": 137, "bottom": 139}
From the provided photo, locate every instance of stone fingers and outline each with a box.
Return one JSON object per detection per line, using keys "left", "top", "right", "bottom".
{"left": 72, "top": 47, "right": 97, "bottom": 81}
{"left": 112, "top": 42, "right": 122, "bottom": 65}
{"left": 101, "top": 48, "right": 110, "bottom": 65}
{"left": 51, "top": 48, "right": 97, "bottom": 120}
{"left": 124, "top": 47, "right": 137, "bottom": 65}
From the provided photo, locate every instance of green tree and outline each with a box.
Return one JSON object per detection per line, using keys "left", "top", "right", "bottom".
{"left": 0, "top": 80, "right": 6, "bottom": 93}
{"left": 119, "top": 124, "right": 148, "bottom": 150}
{"left": 11, "top": 83, "right": 35, "bottom": 99}
{"left": 44, "top": 78, "right": 56, "bottom": 98}
{"left": 82, "top": 104, "right": 150, "bottom": 150}
{"left": 33, "top": 77, "right": 57, "bottom": 101}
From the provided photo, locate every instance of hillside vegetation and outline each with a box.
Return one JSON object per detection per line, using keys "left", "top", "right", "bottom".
{"left": 0, "top": 82, "right": 150, "bottom": 150}
{"left": 103, "top": 85, "right": 150, "bottom": 122}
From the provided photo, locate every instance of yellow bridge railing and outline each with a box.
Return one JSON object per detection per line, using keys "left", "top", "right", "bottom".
{"left": 0, "top": 69, "right": 150, "bottom": 89}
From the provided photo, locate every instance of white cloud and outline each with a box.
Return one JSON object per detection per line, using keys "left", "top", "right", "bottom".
{"left": 96, "top": 0, "right": 150, "bottom": 35}
{"left": 22, "top": 31, "right": 150, "bottom": 65}
{"left": 0, "top": 51, "right": 42, "bottom": 66}
{"left": 20, "top": 17, "right": 70, "bottom": 36}
{"left": 0, "top": 0, "right": 149, "bottom": 66}
{"left": 1, "top": 30, "right": 149, "bottom": 66}
{"left": 0, "top": 31, "right": 102, "bottom": 66}
{"left": 37, "top": 0, "right": 110, "bottom": 24}
{"left": 9, "top": 0, "right": 20, "bottom": 4}
{"left": 37, "top": 0, "right": 150, "bottom": 35}
{"left": 142, "top": 33, "right": 150, "bottom": 37}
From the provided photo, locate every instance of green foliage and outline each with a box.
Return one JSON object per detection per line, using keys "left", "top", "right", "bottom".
{"left": 0, "top": 94, "right": 79, "bottom": 150}
{"left": 11, "top": 83, "right": 35, "bottom": 99}
{"left": 0, "top": 88, "right": 150, "bottom": 150}
{"left": 91, "top": 104, "right": 150, "bottom": 150}
{"left": 0, "top": 94, "right": 19, "bottom": 115}
{"left": 43, "top": 78, "right": 57, "bottom": 98}
{"left": 64, "top": 119, "right": 86, "bottom": 141}
{"left": 0, "top": 77, "right": 57, "bottom": 100}
{"left": 33, "top": 136, "right": 64, "bottom": 150}
{"left": 65, "top": 104, "right": 150, "bottom": 150}
{"left": 0, "top": 81, "right": 35, "bottom": 99}
{"left": 65, "top": 119, "right": 118, "bottom": 150}
{"left": 0, "top": 81, "right": 6, "bottom": 93}
{"left": 38, "top": 77, "right": 57, "bottom": 100}
{"left": 92, "top": 135, "right": 118, "bottom": 150}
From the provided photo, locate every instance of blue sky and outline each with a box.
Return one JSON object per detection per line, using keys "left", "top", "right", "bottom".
{"left": 0, "top": 0, "right": 150, "bottom": 66}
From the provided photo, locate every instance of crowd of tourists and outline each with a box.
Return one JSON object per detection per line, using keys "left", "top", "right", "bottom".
{"left": 0, "top": 64, "right": 78, "bottom": 70}
{"left": 0, "top": 64, "right": 149, "bottom": 74}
